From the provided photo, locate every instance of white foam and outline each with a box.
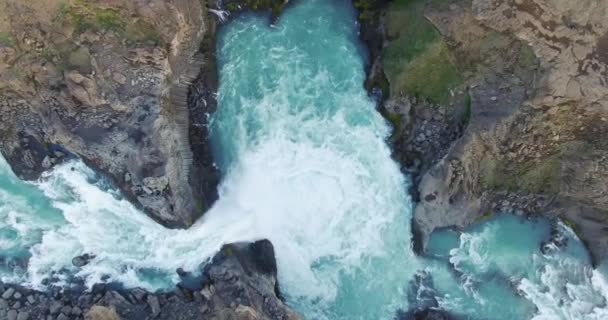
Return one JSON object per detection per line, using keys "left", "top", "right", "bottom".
{"left": 1, "top": 0, "right": 607, "bottom": 319}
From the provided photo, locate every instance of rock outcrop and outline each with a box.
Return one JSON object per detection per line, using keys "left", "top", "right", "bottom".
{"left": 357, "top": 0, "right": 608, "bottom": 263}
{"left": 0, "top": 0, "right": 219, "bottom": 228}
{"left": 0, "top": 240, "right": 301, "bottom": 320}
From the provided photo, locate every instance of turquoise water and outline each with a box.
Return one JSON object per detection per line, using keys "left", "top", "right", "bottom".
{"left": 0, "top": 0, "right": 607, "bottom": 319}
{"left": 211, "top": 3, "right": 415, "bottom": 317}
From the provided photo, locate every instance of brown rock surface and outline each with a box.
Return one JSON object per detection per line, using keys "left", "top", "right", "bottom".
{"left": 0, "top": 0, "right": 219, "bottom": 227}
{"left": 406, "top": 0, "right": 608, "bottom": 264}
{"left": 85, "top": 306, "right": 120, "bottom": 320}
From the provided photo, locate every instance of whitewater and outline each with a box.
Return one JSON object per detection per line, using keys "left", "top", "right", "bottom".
{"left": 0, "top": 0, "right": 606, "bottom": 319}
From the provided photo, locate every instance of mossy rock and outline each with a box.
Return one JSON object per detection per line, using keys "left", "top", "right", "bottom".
{"left": 385, "top": 112, "right": 402, "bottom": 131}
{"left": 382, "top": 0, "right": 462, "bottom": 103}
{"left": 125, "top": 19, "right": 161, "bottom": 44}
{"left": 396, "top": 41, "right": 462, "bottom": 103}
{"left": 353, "top": 0, "right": 382, "bottom": 21}
{"left": 560, "top": 217, "right": 582, "bottom": 239}
{"left": 67, "top": 47, "right": 93, "bottom": 74}
{"left": 518, "top": 158, "right": 561, "bottom": 194}
{"left": 0, "top": 32, "right": 16, "bottom": 48}
{"left": 462, "top": 93, "right": 472, "bottom": 124}
{"left": 480, "top": 156, "right": 561, "bottom": 195}
{"left": 222, "top": 245, "right": 234, "bottom": 257}
{"left": 60, "top": 2, "right": 161, "bottom": 45}
{"left": 225, "top": 0, "right": 287, "bottom": 16}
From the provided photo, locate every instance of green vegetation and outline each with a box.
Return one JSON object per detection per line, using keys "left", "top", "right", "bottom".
{"left": 462, "top": 93, "right": 472, "bottom": 124}
{"left": 67, "top": 7, "right": 123, "bottom": 34}
{"left": 0, "top": 31, "right": 16, "bottom": 47}
{"left": 474, "top": 210, "right": 494, "bottom": 224}
{"left": 480, "top": 156, "right": 561, "bottom": 194}
{"left": 382, "top": 0, "right": 462, "bottom": 103}
{"left": 67, "top": 47, "right": 93, "bottom": 74}
{"left": 225, "top": 0, "right": 286, "bottom": 16}
{"left": 222, "top": 245, "right": 234, "bottom": 256}
{"left": 55, "top": 1, "right": 160, "bottom": 44}
{"left": 396, "top": 41, "right": 461, "bottom": 103}
{"left": 518, "top": 158, "right": 561, "bottom": 194}
{"left": 125, "top": 19, "right": 161, "bottom": 43}
{"left": 33, "top": 41, "right": 93, "bottom": 73}
{"left": 366, "top": 72, "right": 390, "bottom": 98}
{"left": 561, "top": 217, "right": 582, "bottom": 238}
{"left": 518, "top": 44, "right": 537, "bottom": 67}
{"left": 353, "top": 0, "right": 379, "bottom": 20}
{"left": 195, "top": 198, "right": 206, "bottom": 214}
{"left": 385, "top": 112, "right": 402, "bottom": 131}
{"left": 54, "top": 2, "right": 70, "bottom": 24}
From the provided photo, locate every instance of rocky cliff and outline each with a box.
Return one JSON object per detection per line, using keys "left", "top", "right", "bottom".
{"left": 359, "top": 0, "right": 608, "bottom": 264}
{"left": 0, "top": 0, "right": 219, "bottom": 228}
{"left": 0, "top": 240, "right": 301, "bottom": 320}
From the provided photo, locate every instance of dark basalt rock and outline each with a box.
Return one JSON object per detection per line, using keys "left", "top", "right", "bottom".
{"left": 0, "top": 240, "right": 300, "bottom": 320}
{"left": 0, "top": 0, "right": 218, "bottom": 230}
{"left": 72, "top": 254, "right": 96, "bottom": 268}
{"left": 396, "top": 308, "right": 455, "bottom": 320}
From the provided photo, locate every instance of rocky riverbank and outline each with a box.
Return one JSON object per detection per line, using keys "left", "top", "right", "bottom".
{"left": 356, "top": 0, "right": 608, "bottom": 264}
{"left": 0, "top": 240, "right": 300, "bottom": 320}
{"left": 0, "top": 0, "right": 219, "bottom": 228}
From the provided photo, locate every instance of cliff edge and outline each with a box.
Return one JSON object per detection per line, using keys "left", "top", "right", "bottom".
{"left": 358, "top": 0, "right": 608, "bottom": 264}
{"left": 0, "top": 0, "right": 219, "bottom": 228}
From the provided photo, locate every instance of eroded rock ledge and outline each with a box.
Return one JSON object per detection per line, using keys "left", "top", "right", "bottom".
{"left": 356, "top": 0, "right": 608, "bottom": 263}
{"left": 0, "top": 0, "right": 219, "bottom": 228}
{"left": 0, "top": 240, "right": 301, "bottom": 320}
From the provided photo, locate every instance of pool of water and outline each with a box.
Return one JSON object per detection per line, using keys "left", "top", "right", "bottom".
{"left": 0, "top": 0, "right": 606, "bottom": 319}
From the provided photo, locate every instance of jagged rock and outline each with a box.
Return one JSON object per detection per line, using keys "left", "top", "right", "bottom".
{"left": 2, "top": 288, "right": 14, "bottom": 299}
{"left": 130, "top": 288, "right": 146, "bottom": 303}
{"left": 85, "top": 306, "right": 120, "bottom": 320}
{"left": 147, "top": 295, "right": 160, "bottom": 317}
{"left": 0, "top": 240, "right": 299, "bottom": 320}
{"left": 72, "top": 254, "right": 95, "bottom": 268}
{"left": 72, "top": 306, "right": 82, "bottom": 316}
{"left": 16, "top": 311, "right": 29, "bottom": 320}
{"left": 42, "top": 156, "right": 52, "bottom": 169}
{"left": 61, "top": 306, "right": 71, "bottom": 315}
{"left": 7, "top": 309, "right": 17, "bottom": 320}
{"left": 112, "top": 73, "right": 127, "bottom": 85}
{"left": 0, "top": 0, "right": 219, "bottom": 228}
{"left": 358, "top": 0, "right": 608, "bottom": 263}
{"left": 49, "top": 301, "right": 62, "bottom": 315}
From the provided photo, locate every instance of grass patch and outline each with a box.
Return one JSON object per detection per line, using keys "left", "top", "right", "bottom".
{"left": 480, "top": 156, "right": 561, "bottom": 194}
{"left": 382, "top": 0, "right": 462, "bottom": 103}
{"left": 67, "top": 47, "right": 92, "bottom": 73}
{"left": 125, "top": 19, "right": 161, "bottom": 43}
{"left": 56, "top": 2, "right": 160, "bottom": 44}
{"left": 518, "top": 44, "right": 537, "bottom": 67}
{"left": 0, "top": 32, "right": 16, "bottom": 47}
{"left": 225, "top": 0, "right": 286, "bottom": 16}
{"left": 518, "top": 158, "right": 561, "bottom": 194}
{"left": 68, "top": 7, "right": 124, "bottom": 34}
{"left": 94, "top": 8, "right": 124, "bottom": 31}
{"left": 396, "top": 41, "right": 461, "bottom": 103}
{"left": 560, "top": 217, "right": 582, "bottom": 238}
{"left": 353, "top": 0, "right": 382, "bottom": 20}
{"left": 462, "top": 93, "right": 472, "bottom": 124}
{"left": 222, "top": 245, "right": 234, "bottom": 257}
{"left": 385, "top": 112, "right": 402, "bottom": 131}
